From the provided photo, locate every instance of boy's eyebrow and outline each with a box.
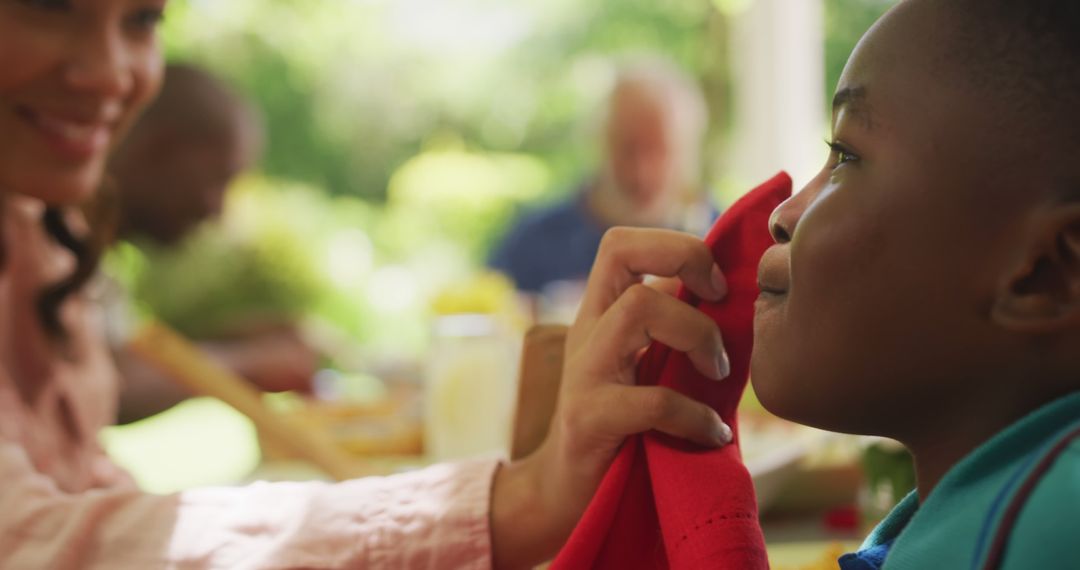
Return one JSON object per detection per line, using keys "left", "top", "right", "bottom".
{"left": 832, "top": 86, "right": 874, "bottom": 129}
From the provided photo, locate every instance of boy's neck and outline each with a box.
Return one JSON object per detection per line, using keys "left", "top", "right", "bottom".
{"left": 905, "top": 387, "right": 1075, "bottom": 500}
{"left": 909, "top": 426, "right": 996, "bottom": 500}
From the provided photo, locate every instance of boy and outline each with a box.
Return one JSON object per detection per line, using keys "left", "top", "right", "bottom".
{"left": 752, "top": 0, "right": 1080, "bottom": 567}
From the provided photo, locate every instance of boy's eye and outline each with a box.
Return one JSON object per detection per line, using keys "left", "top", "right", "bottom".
{"left": 825, "top": 140, "right": 860, "bottom": 169}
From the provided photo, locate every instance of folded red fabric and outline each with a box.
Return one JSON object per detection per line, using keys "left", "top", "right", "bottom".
{"left": 552, "top": 173, "right": 793, "bottom": 570}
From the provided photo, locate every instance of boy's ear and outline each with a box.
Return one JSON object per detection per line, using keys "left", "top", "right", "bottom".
{"left": 992, "top": 205, "right": 1080, "bottom": 333}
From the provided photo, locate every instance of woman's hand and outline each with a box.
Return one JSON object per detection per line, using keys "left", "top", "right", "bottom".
{"left": 491, "top": 228, "right": 733, "bottom": 569}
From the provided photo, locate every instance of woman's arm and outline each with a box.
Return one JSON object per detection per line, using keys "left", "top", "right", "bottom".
{"left": 0, "top": 441, "right": 498, "bottom": 569}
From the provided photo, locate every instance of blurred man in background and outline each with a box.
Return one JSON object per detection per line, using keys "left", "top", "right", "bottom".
{"left": 107, "top": 64, "right": 318, "bottom": 424}
{"left": 489, "top": 57, "right": 714, "bottom": 296}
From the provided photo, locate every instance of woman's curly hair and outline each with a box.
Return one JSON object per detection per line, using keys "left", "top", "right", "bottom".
{"left": 35, "top": 182, "right": 120, "bottom": 341}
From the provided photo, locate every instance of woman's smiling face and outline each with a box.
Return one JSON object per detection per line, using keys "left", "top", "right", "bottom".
{"left": 0, "top": 0, "right": 167, "bottom": 206}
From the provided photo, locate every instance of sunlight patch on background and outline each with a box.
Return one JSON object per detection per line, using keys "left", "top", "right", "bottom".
{"left": 102, "top": 398, "right": 260, "bottom": 493}
{"left": 387, "top": 0, "right": 536, "bottom": 58}
{"left": 370, "top": 266, "right": 422, "bottom": 314}
{"left": 325, "top": 230, "right": 376, "bottom": 289}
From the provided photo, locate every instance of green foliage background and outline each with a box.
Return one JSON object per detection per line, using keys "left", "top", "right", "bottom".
{"left": 127, "top": 0, "right": 894, "bottom": 355}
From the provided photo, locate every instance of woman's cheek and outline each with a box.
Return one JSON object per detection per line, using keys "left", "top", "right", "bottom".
{"left": 0, "top": 29, "right": 50, "bottom": 90}
{"left": 137, "top": 43, "right": 165, "bottom": 98}
{"left": 117, "top": 48, "right": 165, "bottom": 139}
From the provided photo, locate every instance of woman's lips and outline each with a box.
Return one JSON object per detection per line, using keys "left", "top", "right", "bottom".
{"left": 15, "top": 105, "right": 114, "bottom": 162}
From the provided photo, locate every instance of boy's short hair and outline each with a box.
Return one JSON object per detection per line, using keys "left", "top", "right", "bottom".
{"left": 943, "top": 0, "right": 1080, "bottom": 159}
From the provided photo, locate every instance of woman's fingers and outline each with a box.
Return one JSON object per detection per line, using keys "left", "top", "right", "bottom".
{"left": 582, "top": 284, "right": 730, "bottom": 383}
{"left": 577, "top": 228, "right": 727, "bottom": 324}
{"left": 589, "top": 384, "right": 732, "bottom": 448}
{"left": 516, "top": 227, "right": 732, "bottom": 565}
{"left": 645, "top": 275, "right": 683, "bottom": 297}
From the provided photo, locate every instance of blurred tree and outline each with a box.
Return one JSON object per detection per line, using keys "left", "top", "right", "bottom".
{"left": 144, "top": 0, "right": 896, "bottom": 354}
{"left": 162, "top": 0, "right": 716, "bottom": 203}
{"left": 824, "top": 0, "right": 896, "bottom": 101}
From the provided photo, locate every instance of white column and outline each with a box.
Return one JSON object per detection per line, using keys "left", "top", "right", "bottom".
{"left": 724, "top": 0, "right": 826, "bottom": 192}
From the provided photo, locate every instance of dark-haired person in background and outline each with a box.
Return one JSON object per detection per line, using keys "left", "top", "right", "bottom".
{"left": 105, "top": 63, "right": 318, "bottom": 423}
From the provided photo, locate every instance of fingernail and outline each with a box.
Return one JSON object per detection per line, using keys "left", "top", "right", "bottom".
{"left": 714, "top": 420, "right": 733, "bottom": 446}
{"left": 711, "top": 264, "right": 727, "bottom": 299}
{"left": 714, "top": 350, "right": 731, "bottom": 381}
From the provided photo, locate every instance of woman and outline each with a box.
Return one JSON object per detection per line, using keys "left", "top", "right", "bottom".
{"left": 0, "top": 1, "right": 733, "bottom": 567}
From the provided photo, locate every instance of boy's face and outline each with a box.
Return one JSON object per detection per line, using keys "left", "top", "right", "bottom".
{"left": 750, "top": 0, "right": 1037, "bottom": 436}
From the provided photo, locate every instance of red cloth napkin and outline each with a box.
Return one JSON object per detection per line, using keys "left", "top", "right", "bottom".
{"left": 552, "top": 173, "right": 792, "bottom": 570}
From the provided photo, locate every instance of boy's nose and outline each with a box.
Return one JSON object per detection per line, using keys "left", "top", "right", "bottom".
{"left": 769, "top": 195, "right": 804, "bottom": 244}
{"left": 769, "top": 176, "right": 820, "bottom": 244}
{"left": 768, "top": 206, "right": 792, "bottom": 244}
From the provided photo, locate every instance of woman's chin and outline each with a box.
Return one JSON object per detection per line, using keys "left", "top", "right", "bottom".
{"left": 8, "top": 165, "right": 103, "bottom": 207}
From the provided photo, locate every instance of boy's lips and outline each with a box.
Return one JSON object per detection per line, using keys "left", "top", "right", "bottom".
{"left": 14, "top": 104, "right": 120, "bottom": 162}
{"left": 757, "top": 246, "right": 790, "bottom": 296}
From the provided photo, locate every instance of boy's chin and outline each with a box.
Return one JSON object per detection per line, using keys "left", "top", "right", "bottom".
{"left": 749, "top": 358, "right": 853, "bottom": 432}
{"left": 749, "top": 356, "right": 802, "bottom": 421}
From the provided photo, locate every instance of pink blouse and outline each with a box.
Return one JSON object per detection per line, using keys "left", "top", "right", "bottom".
{"left": 0, "top": 196, "right": 497, "bottom": 569}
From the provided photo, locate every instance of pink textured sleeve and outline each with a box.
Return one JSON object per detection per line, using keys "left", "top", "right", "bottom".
{"left": 0, "top": 441, "right": 497, "bottom": 569}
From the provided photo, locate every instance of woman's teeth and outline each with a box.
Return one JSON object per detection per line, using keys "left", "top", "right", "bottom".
{"left": 33, "top": 113, "right": 109, "bottom": 146}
